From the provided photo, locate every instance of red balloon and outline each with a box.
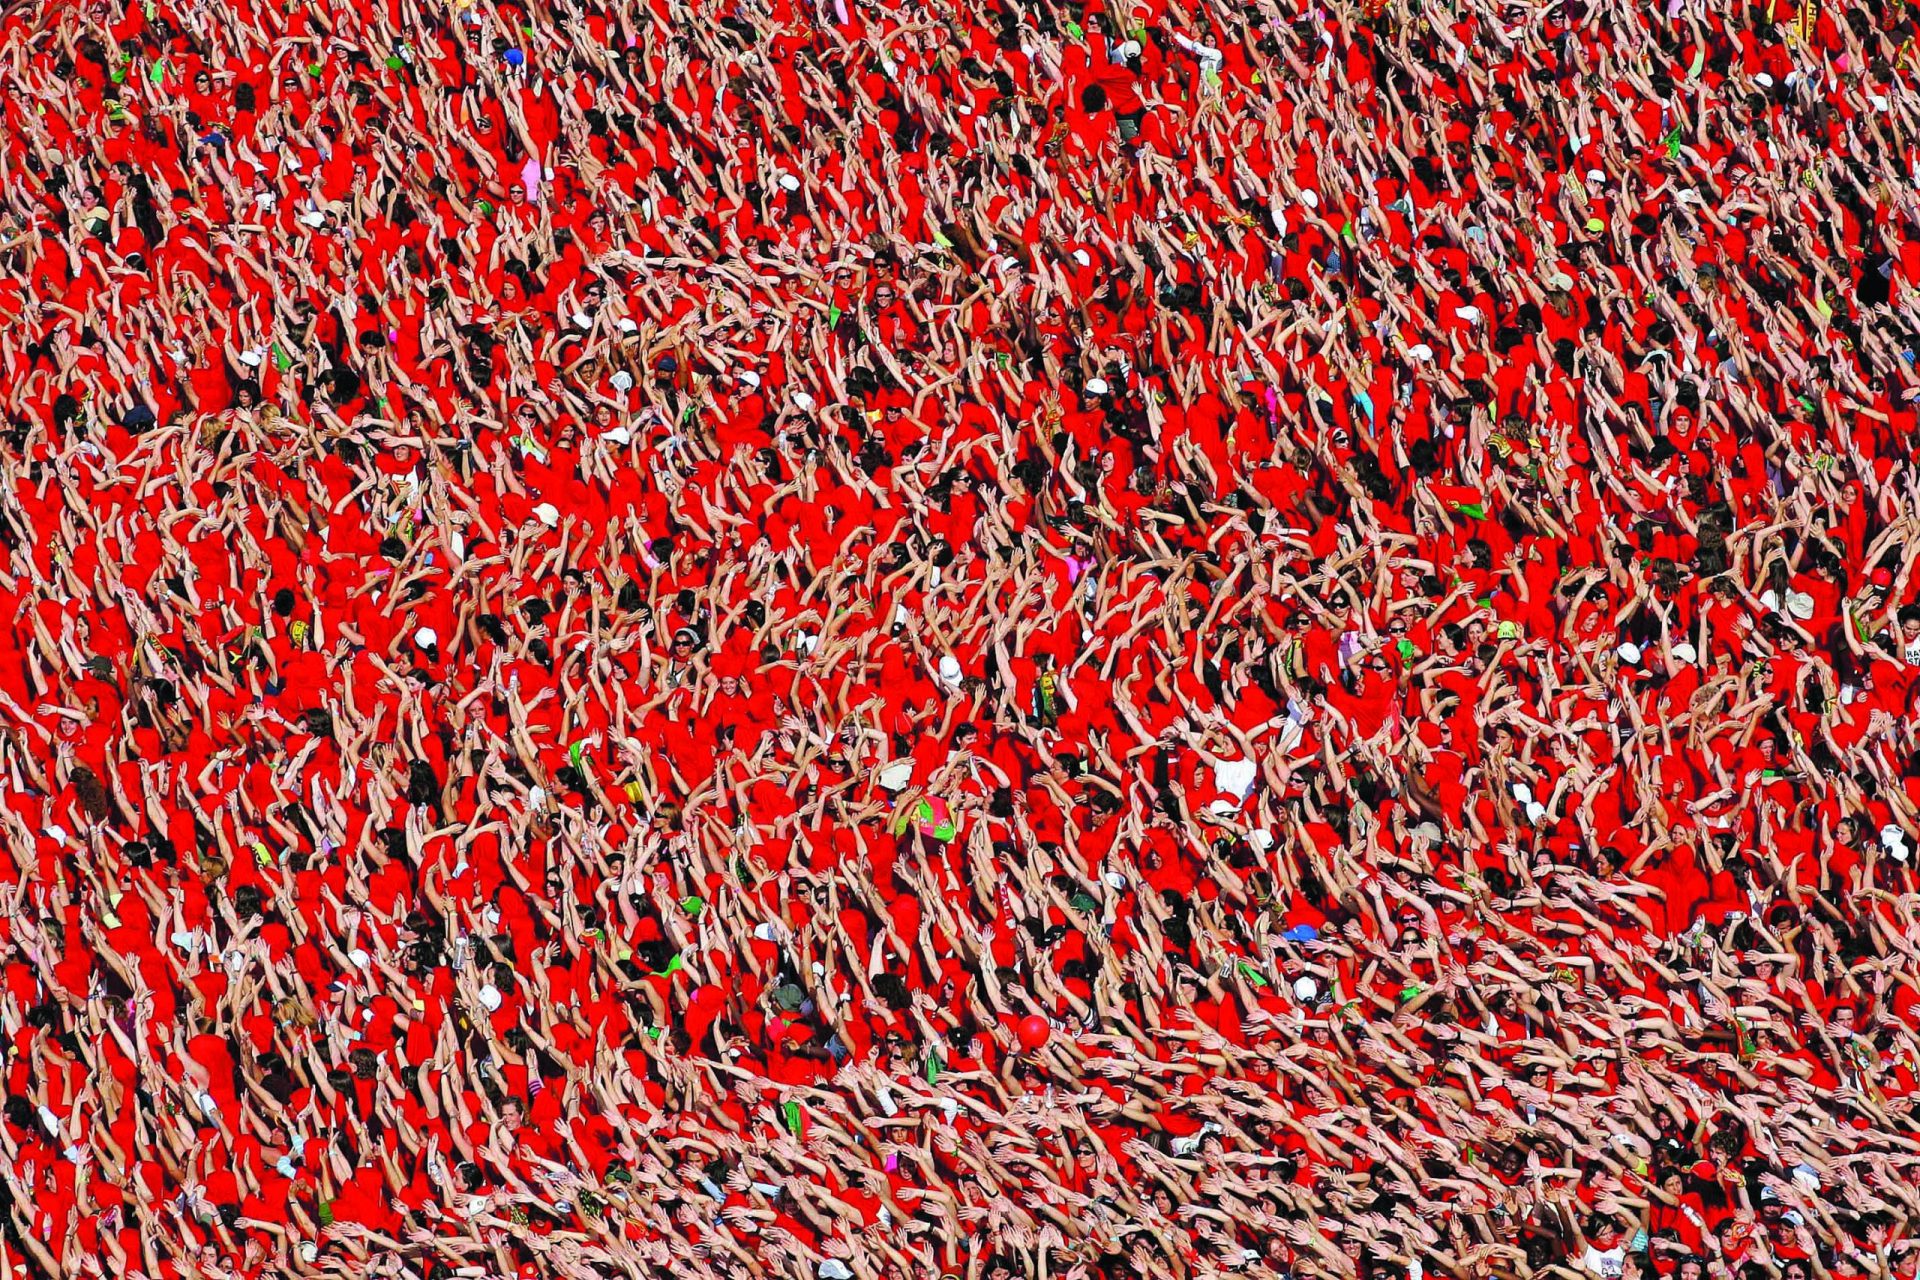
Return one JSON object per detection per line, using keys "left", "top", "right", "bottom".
{"left": 1016, "top": 1015, "right": 1051, "bottom": 1051}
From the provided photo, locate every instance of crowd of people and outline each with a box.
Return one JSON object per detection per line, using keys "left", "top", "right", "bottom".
{"left": 3, "top": 0, "right": 1920, "bottom": 1275}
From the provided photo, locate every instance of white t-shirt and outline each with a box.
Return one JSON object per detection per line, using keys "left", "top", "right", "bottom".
{"left": 1212, "top": 756, "right": 1256, "bottom": 801}
{"left": 1580, "top": 1244, "right": 1625, "bottom": 1280}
